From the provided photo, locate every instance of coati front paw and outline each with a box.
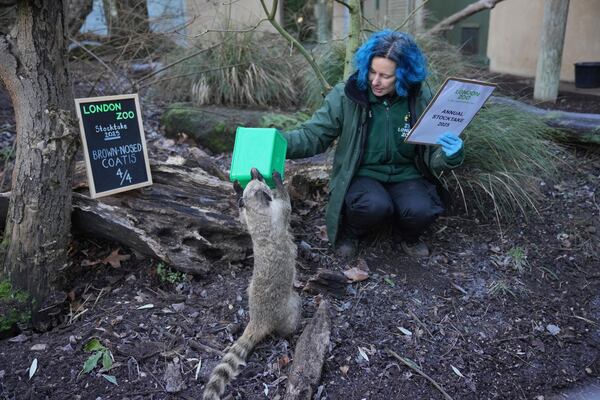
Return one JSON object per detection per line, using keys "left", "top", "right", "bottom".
{"left": 272, "top": 170, "right": 290, "bottom": 202}
{"left": 272, "top": 171, "right": 283, "bottom": 189}
{"left": 233, "top": 180, "right": 244, "bottom": 207}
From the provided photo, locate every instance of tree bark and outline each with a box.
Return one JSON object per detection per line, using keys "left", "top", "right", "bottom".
{"left": 0, "top": 1, "right": 78, "bottom": 324}
{"left": 533, "top": 0, "right": 570, "bottom": 103}
{"left": 70, "top": 161, "right": 250, "bottom": 275}
{"left": 343, "top": 0, "right": 362, "bottom": 80}
{"left": 284, "top": 300, "right": 331, "bottom": 400}
{"left": 314, "top": 0, "right": 332, "bottom": 43}
{"left": 427, "top": 0, "right": 506, "bottom": 35}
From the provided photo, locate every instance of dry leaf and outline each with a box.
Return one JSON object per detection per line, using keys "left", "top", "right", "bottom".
{"left": 398, "top": 327, "right": 412, "bottom": 336}
{"left": 358, "top": 347, "right": 369, "bottom": 362}
{"left": 343, "top": 267, "right": 369, "bottom": 282}
{"left": 340, "top": 365, "right": 349, "bottom": 375}
{"left": 81, "top": 259, "right": 102, "bottom": 267}
{"left": 316, "top": 225, "right": 328, "bottom": 242}
{"left": 451, "top": 365, "right": 464, "bottom": 378}
{"left": 103, "top": 249, "right": 131, "bottom": 268}
{"left": 28, "top": 358, "right": 38, "bottom": 380}
{"left": 278, "top": 355, "right": 290, "bottom": 368}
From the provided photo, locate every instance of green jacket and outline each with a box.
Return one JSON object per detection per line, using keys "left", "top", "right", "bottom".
{"left": 283, "top": 73, "right": 463, "bottom": 244}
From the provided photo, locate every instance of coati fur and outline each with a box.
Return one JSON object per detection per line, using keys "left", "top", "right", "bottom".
{"left": 202, "top": 168, "right": 300, "bottom": 400}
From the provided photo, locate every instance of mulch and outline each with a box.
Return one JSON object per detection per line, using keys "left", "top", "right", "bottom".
{"left": 0, "top": 74, "right": 599, "bottom": 400}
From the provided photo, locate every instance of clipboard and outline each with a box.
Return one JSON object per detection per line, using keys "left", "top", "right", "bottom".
{"left": 404, "top": 77, "right": 496, "bottom": 145}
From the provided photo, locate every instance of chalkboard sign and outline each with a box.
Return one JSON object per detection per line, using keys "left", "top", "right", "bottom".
{"left": 74, "top": 94, "right": 152, "bottom": 198}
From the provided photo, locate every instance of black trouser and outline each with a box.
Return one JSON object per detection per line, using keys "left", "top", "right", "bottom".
{"left": 342, "top": 176, "right": 444, "bottom": 242}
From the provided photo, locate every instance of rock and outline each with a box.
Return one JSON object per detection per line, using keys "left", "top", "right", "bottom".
{"left": 8, "top": 334, "right": 28, "bottom": 343}
{"left": 171, "top": 303, "right": 185, "bottom": 312}
{"left": 30, "top": 343, "right": 47, "bottom": 351}
{"left": 546, "top": 324, "right": 561, "bottom": 336}
{"left": 163, "top": 362, "right": 186, "bottom": 393}
{"left": 69, "top": 335, "right": 77, "bottom": 344}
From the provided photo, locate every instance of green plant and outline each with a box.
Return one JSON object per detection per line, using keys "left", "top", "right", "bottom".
{"left": 487, "top": 279, "right": 516, "bottom": 298}
{"left": 156, "top": 262, "right": 186, "bottom": 285}
{"left": 153, "top": 29, "right": 301, "bottom": 108}
{"left": 0, "top": 280, "right": 31, "bottom": 334}
{"left": 506, "top": 246, "right": 530, "bottom": 273}
{"left": 81, "top": 338, "right": 117, "bottom": 385}
{"left": 443, "top": 105, "right": 561, "bottom": 221}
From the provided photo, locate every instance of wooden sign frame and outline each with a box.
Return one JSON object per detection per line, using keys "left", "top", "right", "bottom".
{"left": 74, "top": 93, "right": 152, "bottom": 198}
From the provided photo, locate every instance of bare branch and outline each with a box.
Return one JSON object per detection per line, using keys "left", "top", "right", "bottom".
{"left": 133, "top": 40, "right": 227, "bottom": 87}
{"left": 394, "top": 0, "right": 430, "bottom": 32}
{"left": 333, "top": 0, "right": 353, "bottom": 12}
{"left": 259, "top": 0, "right": 332, "bottom": 92}
{"left": 427, "top": 0, "right": 506, "bottom": 34}
{"left": 67, "top": 36, "right": 122, "bottom": 83}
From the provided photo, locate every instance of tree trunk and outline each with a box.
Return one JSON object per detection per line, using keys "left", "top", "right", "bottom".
{"left": 103, "top": 0, "right": 150, "bottom": 39}
{"left": 313, "top": 0, "right": 331, "bottom": 43}
{"left": 343, "top": 0, "right": 362, "bottom": 80}
{"left": 0, "top": 1, "right": 78, "bottom": 325}
{"left": 533, "top": 0, "right": 570, "bottom": 103}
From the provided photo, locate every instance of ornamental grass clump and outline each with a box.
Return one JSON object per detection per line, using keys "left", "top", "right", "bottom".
{"left": 444, "top": 104, "right": 562, "bottom": 221}
{"left": 154, "top": 31, "right": 301, "bottom": 108}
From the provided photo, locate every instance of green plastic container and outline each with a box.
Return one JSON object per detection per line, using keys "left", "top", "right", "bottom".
{"left": 229, "top": 127, "right": 287, "bottom": 188}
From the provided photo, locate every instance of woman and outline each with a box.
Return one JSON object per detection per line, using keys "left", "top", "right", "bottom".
{"left": 283, "top": 30, "right": 464, "bottom": 258}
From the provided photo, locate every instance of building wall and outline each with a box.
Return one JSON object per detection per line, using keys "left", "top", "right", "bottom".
{"left": 184, "top": 0, "right": 280, "bottom": 41}
{"left": 333, "top": 0, "right": 425, "bottom": 40}
{"left": 487, "top": 0, "right": 600, "bottom": 82}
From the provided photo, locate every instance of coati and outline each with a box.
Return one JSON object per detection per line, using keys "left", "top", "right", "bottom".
{"left": 202, "top": 168, "right": 301, "bottom": 400}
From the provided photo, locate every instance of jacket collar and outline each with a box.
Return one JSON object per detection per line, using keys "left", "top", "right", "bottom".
{"left": 344, "top": 72, "right": 370, "bottom": 107}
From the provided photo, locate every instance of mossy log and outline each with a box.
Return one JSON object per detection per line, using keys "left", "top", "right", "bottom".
{"left": 490, "top": 96, "right": 600, "bottom": 144}
{"left": 160, "top": 103, "right": 271, "bottom": 153}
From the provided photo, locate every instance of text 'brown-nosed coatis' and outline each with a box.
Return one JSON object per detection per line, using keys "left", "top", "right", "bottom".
{"left": 202, "top": 168, "right": 300, "bottom": 400}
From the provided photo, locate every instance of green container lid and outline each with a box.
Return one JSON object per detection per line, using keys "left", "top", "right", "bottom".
{"left": 229, "top": 127, "right": 287, "bottom": 188}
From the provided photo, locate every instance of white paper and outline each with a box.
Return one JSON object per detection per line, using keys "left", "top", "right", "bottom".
{"left": 405, "top": 78, "right": 496, "bottom": 145}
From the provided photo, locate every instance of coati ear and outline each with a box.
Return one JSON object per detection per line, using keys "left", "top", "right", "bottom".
{"left": 233, "top": 180, "right": 244, "bottom": 207}
{"left": 250, "top": 168, "right": 264, "bottom": 182}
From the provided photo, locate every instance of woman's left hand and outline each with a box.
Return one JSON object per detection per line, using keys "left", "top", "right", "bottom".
{"left": 436, "top": 132, "right": 463, "bottom": 157}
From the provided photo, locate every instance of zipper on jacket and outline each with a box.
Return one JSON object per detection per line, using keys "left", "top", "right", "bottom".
{"left": 384, "top": 100, "right": 390, "bottom": 162}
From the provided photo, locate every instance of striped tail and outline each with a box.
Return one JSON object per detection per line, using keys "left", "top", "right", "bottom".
{"left": 202, "top": 327, "right": 264, "bottom": 400}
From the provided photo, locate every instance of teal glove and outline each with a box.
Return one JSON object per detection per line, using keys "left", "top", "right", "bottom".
{"left": 436, "top": 132, "right": 463, "bottom": 157}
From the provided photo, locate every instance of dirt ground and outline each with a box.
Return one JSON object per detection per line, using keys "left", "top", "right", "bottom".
{"left": 0, "top": 73, "right": 599, "bottom": 400}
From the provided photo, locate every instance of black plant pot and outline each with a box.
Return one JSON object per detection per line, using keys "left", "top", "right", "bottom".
{"left": 574, "top": 62, "right": 600, "bottom": 88}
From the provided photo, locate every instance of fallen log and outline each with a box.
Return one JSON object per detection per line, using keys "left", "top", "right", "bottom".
{"left": 489, "top": 96, "right": 600, "bottom": 144}
{"left": 284, "top": 300, "right": 331, "bottom": 400}
{"left": 0, "top": 160, "right": 251, "bottom": 275}
{"left": 71, "top": 161, "right": 252, "bottom": 275}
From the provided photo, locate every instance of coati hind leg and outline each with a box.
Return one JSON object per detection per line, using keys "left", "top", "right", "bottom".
{"left": 274, "top": 291, "right": 301, "bottom": 337}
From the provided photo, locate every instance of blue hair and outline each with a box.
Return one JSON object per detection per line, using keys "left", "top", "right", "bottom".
{"left": 354, "top": 30, "right": 427, "bottom": 97}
